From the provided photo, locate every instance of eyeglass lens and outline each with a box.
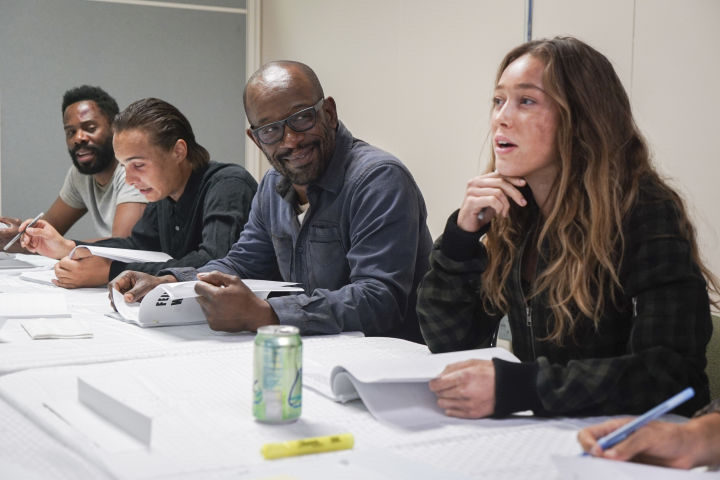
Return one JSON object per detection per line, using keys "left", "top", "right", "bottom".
{"left": 256, "top": 106, "right": 318, "bottom": 144}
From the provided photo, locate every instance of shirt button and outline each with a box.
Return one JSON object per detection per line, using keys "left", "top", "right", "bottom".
{"left": 175, "top": 226, "right": 180, "bottom": 231}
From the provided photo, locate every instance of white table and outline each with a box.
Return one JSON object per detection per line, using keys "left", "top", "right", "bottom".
{"left": 0, "top": 255, "right": 700, "bottom": 479}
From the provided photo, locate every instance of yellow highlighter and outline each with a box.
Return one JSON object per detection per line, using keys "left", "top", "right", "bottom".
{"left": 261, "top": 433, "right": 354, "bottom": 460}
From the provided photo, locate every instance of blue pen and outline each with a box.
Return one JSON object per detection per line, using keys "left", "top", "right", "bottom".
{"left": 583, "top": 387, "right": 695, "bottom": 456}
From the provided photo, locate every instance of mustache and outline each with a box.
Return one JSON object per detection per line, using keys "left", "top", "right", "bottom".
{"left": 275, "top": 140, "right": 318, "bottom": 161}
{"left": 71, "top": 143, "right": 100, "bottom": 156}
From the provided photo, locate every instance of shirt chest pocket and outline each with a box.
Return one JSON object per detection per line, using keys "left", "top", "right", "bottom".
{"left": 306, "top": 223, "right": 349, "bottom": 287}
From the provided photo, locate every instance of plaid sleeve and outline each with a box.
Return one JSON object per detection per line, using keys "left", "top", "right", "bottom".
{"left": 416, "top": 212, "right": 503, "bottom": 353}
{"left": 534, "top": 193, "right": 712, "bottom": 416}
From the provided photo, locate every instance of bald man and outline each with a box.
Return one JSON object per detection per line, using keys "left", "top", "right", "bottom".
{"left": 111, "top": 61, "right": 432, "bottom": 342}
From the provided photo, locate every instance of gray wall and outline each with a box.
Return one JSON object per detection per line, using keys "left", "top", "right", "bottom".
{"left": 0, "top": 0, "right": 247, "bottom": 238}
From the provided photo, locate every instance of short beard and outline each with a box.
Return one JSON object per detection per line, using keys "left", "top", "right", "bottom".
{"left": 266, "top": 120, "right": 335, "bottom": 186}
{"left": 69, "top": 136, "right": 115, "bottom": 175}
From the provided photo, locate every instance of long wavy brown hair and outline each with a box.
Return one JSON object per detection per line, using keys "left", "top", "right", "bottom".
{"left": 481, "top": 36, "right": 718, "bottom": 343}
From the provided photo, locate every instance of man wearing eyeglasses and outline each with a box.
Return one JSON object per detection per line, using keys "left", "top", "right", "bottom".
{"left": 110, "top": 61, "right": 432, "bottom": 342}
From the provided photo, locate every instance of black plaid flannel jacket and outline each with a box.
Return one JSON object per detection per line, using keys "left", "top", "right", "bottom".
{"left": 416, "top": 180, "right": 712, "bottom": 417}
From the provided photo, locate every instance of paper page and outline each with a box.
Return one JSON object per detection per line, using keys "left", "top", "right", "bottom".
{"left": 110, "top": 285, "right": 205, "bottom": 327}
{"left": 136, "top": 284, "right": 205, "bottom": 327}
{"left": 19, "top": 269, "right": 57, "bottom": 286}
{"left": 338, "top": 375, "right": 446, "bottom": 427}
{"left": 0, "top": 293, "right": 69, "bottom": 318}
{"left": 335, "top": 347, "right": 519, "bottom": 384}
{"left": 303, "top": 336, "right": 430, "bottom": 399}
{"left": 238, "top": 449, "right": 474, "bottom": 480}
{"left": 160, "top": 281, "right": 200, "bottom": 299}
{"left": 242, "top": 279, "right": 303, "bottom": 293}
{"left": 45, "top": 399, "right": 147, "bottom": 453}
{"left": 391, "top": 422, "right": 584, "bottom": 479}
{"left": 0, "top": 255, "right": 35, "bottom": 269}
{"left": 110, "top": 289, "right": 141, "bottom": 324}
{"left": 552, "top": 454, "right": 704, "bottom": 479}
{"left": 70, "top": 246, "right": 172, "bottom": 263}
{"left": 159, "top": 280, "right": 303, "bottom": 299}
{"left": 21, "top": 318, "right": 93, "bottom": 339}
{"left": 0, "top": 397, "right": 107, "bottom": 479}
{"left": 325, "top": 347, "right": 519, "bottom": 427}
{"left": 0, "top": 253, "right": 58, "bottom": 271}
{"left": 12, "top": 253, "right": 59, "bottom": 269}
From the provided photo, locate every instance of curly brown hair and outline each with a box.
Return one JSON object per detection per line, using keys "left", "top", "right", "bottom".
{"left": 481, "top": 36, "right": 718, "bottom": 343}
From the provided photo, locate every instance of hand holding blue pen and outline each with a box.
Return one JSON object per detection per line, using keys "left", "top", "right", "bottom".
{"left": 582, "top": 387, "right": 695, "bottom": 456}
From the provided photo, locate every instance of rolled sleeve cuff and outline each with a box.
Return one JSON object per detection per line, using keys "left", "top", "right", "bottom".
{"left": 157, "top": 267, "right": 198, "bottom": 282}
{"left": 440, "top": 210, "right": 488, "bottom": 262}
{"left": 492, "top": 358, "right": 545, "bottom": 417}
{"left": 266, "top": 295, "right": 347, "bottom": 335}
{"left": 109, "top": 261, "right": 128, "bottom": 281}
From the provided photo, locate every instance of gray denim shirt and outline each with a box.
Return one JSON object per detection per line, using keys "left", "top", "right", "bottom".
{"left": 164, "top": 122, "right": 432, "bottom": 341}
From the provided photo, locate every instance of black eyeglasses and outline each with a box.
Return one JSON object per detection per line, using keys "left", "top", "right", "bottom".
{"left": 250, "top": 98, "right": 324, "bottom": 145}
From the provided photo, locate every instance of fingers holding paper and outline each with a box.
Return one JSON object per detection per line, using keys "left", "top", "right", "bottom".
{"left": 429, "top": 359, "right": 496, "bottom": 418}
{"left": 108, "top": 271, "right": 175, "bottom": 305}
{"left": 195, "top": 271, "right": 279, "bottom": 332}
{"left": 20, "top": 219, "right": 75, "bottom": 259}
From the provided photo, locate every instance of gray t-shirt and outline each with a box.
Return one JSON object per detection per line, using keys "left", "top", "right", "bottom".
{"left": 58, "top": 163, "right": 147, "bottom": 237}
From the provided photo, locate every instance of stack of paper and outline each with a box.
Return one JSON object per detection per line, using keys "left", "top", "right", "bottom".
{"left": 21, "top": 318, "right": 93, "bottom": 339}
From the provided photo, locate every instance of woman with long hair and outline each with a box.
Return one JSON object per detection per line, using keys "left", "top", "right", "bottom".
{"left": 417, "top": 36, "right": 717, "bottom": 418}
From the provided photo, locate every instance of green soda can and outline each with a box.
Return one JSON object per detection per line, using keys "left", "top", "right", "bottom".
{"left": 253, "top": 325, "right": 302, "bottom": 423}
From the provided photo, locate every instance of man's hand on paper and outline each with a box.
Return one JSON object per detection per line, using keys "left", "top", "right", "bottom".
{"left": 428, "top": 359, "right": 496, "bottom": 418}
{"left": 53, "top": 251, "right": 111, "bottom": 288}
{"left": 20, "top": 219, "right": 75, "bottom": 259}
{"left": 108, "top": 271, "right": 176, "bottom": 306}
{"left": 195, "top": 270, "right": 279, "bottom": 332}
